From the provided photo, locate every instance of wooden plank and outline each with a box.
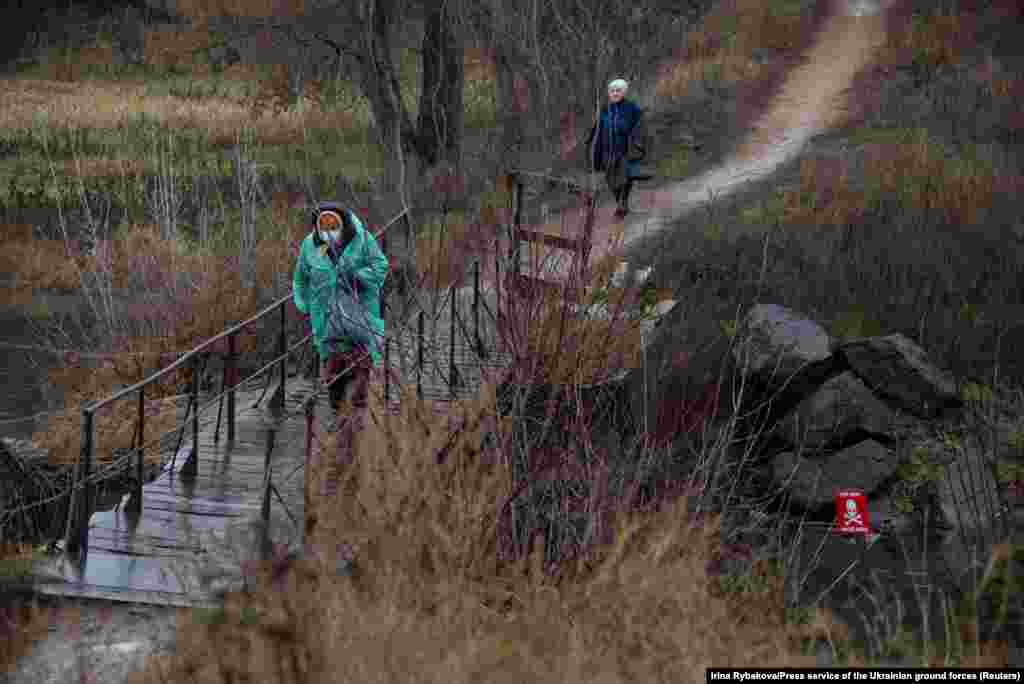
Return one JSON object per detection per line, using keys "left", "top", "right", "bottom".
{"left": 33, "top": 550, "right": 210, "bottom": 602}
{"left": 509, "top": 274, "right": 585, "bottom": 302}
{"left": 513, "top": 228, "right": 585, "bottom": 253}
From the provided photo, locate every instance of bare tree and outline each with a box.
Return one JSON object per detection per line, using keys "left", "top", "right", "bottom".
{"left": 462, "top": 0, "right": 710, "bottom": 173}
{"left": 188, "top": 0, "right": 464, "bottom": 221}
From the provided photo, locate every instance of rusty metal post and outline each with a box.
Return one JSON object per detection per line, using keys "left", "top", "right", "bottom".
{"left": 417, "top": 310, "right": 424, "bottom": 400}
{"left": 303, "top": 395, "right": 316, "bottom": 547}
{"left": 404, "top": 211, "right": 413, "bottom": 255}
{"left": 384, "top": 335, "right": 390, "bottom": 408}
{"left": 260, "top": 426, "right": 276, "bottom": 560}
{"left": 261, "top": 427, "right": 276, "bottom": 525}
{"left": 278, "top": 301, "right": 287, "bottom": 411}
{"left": 182, "top": 356, "right": 200, "bottom": 478}
{"left": 65, "top": 407, "right": 93, "bottom": 553}
{"left": 449, "top": 288, "right": 457, "bottom": 399}
{"left": 512, "top": 175, "right": 523, "bottom": 279}
{"left": 227, "top": 332, "right": 237, "bottom": 444}
{"left": 127, "top": 387, "right": 144, "bottom": 513}
{"left": 473, "top": 259, "right": 482, "bottom": 356}
{"left": 214, "top": 363, "right": 224, "bottom": 444}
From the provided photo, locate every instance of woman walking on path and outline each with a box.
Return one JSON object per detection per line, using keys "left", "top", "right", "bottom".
{"left": 586, "top": 78, "right": 649, "bottom": 218}
{"left": 292, "top": 201, "right": 388, "bottom": 569}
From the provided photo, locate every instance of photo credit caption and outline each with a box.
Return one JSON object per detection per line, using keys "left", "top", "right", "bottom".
{"left": 706, "top": 670, "right": 1022, "bottom": 683}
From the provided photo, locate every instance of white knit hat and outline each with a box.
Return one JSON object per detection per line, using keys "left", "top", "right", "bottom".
{"left": 607, "top": 78, "right": 629, "bottom": 92}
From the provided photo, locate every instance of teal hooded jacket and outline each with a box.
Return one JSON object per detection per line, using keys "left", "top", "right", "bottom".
{"left": 292, "top": 213, "right": 389, "bottom": 366}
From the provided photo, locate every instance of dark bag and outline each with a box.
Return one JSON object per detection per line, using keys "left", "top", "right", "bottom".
{"left": 626, "top": 161, "right": 656, "bottom": 181}
{"left": 324, "top": 280, "right": 375, "bottom": 350}
{"left": 625, "top": 109, "right": 654, "bottom": 180}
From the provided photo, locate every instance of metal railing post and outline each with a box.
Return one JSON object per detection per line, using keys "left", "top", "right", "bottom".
{"left": 384, "top": 335, "right": 390, "bottom": 408}
{"left": 127, "top": 388, "right": 144, "bottom": 513}
{"left": 65, "top": 407, "right": 93, "bottom": 554}
{"left": 278, "top": 301, "right": 287, "bottom": 411}
{"left": 404, "top": 210, "right": 413, "bottom": 255}
{"left": 417, "top": 310, "right": 424, "bottom": 400}
{"left": 260, "top": 426, "right": 276, "bottom": 559}
{"left": 449, "top": 288, "right": 457, "bottom": 399}
{"left": 473, "top": 259, "right": 482, "bottom": 356}
{"left": 261, "top": 427, "right": 275, "bottom": 525}
{"left": 512, "top": 174, "right": 523, "bottom": 279}
{"left": 182, "top": 356, "right": 200, "bottom": 478}
{"left": 303, "top": 395, "right": 315, "bottom": 544}
{"left": 227, "top": 332, "right": 237, "bottom": 444}
{"left": 214, "top": 372, "right": 224, "bottom": 444}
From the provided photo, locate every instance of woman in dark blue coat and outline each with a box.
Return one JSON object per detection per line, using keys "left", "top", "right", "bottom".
{"left": 586, "top": 78, "right": 648, "bottom": 218}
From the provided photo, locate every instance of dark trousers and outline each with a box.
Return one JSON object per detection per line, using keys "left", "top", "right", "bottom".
{"left": 613, "top": 180, "right": 634, "bottom": 210}
{"left": 305, "top": 347, "right": 371, "bottom": 552}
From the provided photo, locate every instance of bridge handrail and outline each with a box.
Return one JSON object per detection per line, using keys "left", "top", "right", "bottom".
{"left": 63, "top": 207, "right": 412, "bottom": 554}
{"left": 89, "top": 207, "right": 412, "bottom": 412}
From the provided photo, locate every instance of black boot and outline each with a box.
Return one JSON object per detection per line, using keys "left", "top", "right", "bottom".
{"left": 619, "top": 181, "right": 633, "bottom": 215}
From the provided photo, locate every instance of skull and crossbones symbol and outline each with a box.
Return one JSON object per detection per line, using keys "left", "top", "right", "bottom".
{"left": 843, "top": 499, "right": 863, "bottom": 526}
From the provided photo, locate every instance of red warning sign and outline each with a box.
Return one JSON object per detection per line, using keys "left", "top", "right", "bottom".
{"left": 834, "top": 489, "right": 869, "bottom": 535}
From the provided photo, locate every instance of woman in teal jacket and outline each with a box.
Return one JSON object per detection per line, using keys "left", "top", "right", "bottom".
{"left": 292, "top": 202, "right": 389, "bottom": 407}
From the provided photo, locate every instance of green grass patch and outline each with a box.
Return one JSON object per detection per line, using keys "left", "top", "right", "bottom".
{"left": 464, "top": 76, "right": 496, "bottom": 130}
{"left": 739, "top": 192, "right": 787, "bottom": 225}
{"left": 143, "top": 74, "right": 258, "bottom": 101}
{"left": 844, "top": 126, "right": 921, "bottom": 147}
{"left": 769, "top": 0, "right": 810, "bottom": 16}
{"left": 828, "top": 306, "right": 885, "bottom": 340}
{"left": 255, "top": 138, "right": 381, "bottom": 193}
{"left": 657, "top": 148, "right": 693, "bottom": 179}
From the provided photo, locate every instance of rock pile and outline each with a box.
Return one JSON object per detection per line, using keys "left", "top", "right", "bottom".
{"left": 636, "top": 302, "right": 1023, "bottom": 539}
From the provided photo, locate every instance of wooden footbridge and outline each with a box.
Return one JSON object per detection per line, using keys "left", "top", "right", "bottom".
{"left": 27, "top": 172, "right": 667, "bottom": 608}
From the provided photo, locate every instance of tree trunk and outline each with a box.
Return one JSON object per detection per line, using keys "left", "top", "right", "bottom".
{"left": 416, "top": 1, "right": 463, "bottom": 172}
{"left": 494, "top": 51, "right": 523, "bottom": 168}
{"left": 354, "top": 0, "right": 421, "bottom": 217}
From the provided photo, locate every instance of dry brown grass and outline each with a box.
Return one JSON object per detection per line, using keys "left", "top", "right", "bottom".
{"left": 654, "top": 0, "right": 805, "bottom": 97}
{"left": 6, "top": 223, "right": 297, "bottom": 465}
{"left": 143, "top": 23, "right": 216, "bottom": 72}
{"left": 132, "top": 390, "right": 846, "bottom": 683}
{"left": 414, "top": 216, "right": 493, "bottom": 291}
{"left": 43, "top": 43, "right": 119, "bottom": 83}
{"left": 173, "top": 0, "right": 306, "bottom": 24}
{"left": 783, "top": 132, "right": 998, "bottom": 227}
{"left": 0, "top": 547, "right": 50, "bottom": 673}
{"left": 882, "top": 8, "right": 976, "bottom": 69}
{"left": 0, "top": 79, "right": 357, "bottom": 149}
{"left": 465, "top": 47, "right": 497, "bottom": 81}
{"left": 0, "top": 239, "right": 85, "bottom": 294}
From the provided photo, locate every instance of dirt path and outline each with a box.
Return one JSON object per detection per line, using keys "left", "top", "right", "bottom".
{"left": 502, "top": 0, "right": 891, "bottom": 282}
{"left": 598, "top": 0, "right": 890, "bottom": 265}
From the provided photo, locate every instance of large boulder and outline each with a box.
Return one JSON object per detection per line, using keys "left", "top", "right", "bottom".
{"left": 777, "top": 371, "right": 921, "bottom": 449}
{"left": 733, "top": 303, "right": 832, "bottom": 383}
{"left": 773, "top": 439, "right": 899, "bottom": 510}
{"left": 836, "top": 334, "right": 962, "bottom": 419}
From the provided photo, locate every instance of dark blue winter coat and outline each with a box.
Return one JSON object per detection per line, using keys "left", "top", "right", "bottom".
{"left": 587, "top": 99, "right": 644, "bottom": 172}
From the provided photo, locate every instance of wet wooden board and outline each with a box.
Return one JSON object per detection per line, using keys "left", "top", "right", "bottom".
{"left": 32, "top": 383, "right": 323, "bottom": 608}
